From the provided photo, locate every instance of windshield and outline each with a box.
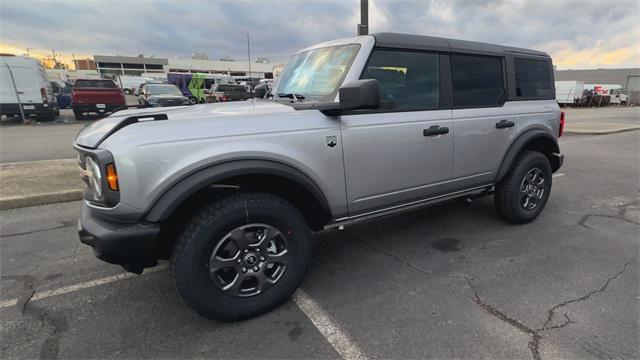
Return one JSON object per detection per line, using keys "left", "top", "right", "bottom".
{"left": 146, "top": 84, "right": 182, "bottom": 96}
{"left": 273, "top": 44, "right": 360, "bottom": 102}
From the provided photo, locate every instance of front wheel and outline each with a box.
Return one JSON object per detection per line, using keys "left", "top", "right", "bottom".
{"left": 495, "top": 150, "right": 552, "bottom": 224}
{"left": 172, "top": 192, "right": 311, "bottom": 321}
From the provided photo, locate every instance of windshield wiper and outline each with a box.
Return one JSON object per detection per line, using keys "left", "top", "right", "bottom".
{"left": 277, "top": 93, "right": 306, "bottom": 102}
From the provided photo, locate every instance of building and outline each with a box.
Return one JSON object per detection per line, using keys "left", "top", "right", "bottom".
{"left": 74, "top": 59, "right": 96, "bottom": 71}
{"left": 93, "top": 55, "right": 168, "bottom": 77}
{"left": 167, "top": 58, "right": 274, "bottom": 79}
{"left": 555, "top": 68, "right": 640, "bottom": 92}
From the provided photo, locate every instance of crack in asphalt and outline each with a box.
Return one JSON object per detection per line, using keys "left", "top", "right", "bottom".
{"left": 342, "top": 230, "right": 636, "bottom": 360}
{"left": 578, "top": 199, "right": 640, "bottom": 229}
{"left": 0, "top": 221, "right": 76, "bottom": 238}
{"left": 539, "top": 258, "right": 636, "bottom": 331}
{"left": 1, "top": 274, "right": 69, "bottom": 359}
{"left": 343, "top": 230, "right": 432, "bottom": 276}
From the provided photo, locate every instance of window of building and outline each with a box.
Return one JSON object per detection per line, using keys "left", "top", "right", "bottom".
{"left": 360, "top": 49, "right": 440, "bottom": 111}
{"left": 451, "top": 54, "right": 504, "bottom": 107}
{"left": 514, "top": 58, "right": 553, "bottom": 98}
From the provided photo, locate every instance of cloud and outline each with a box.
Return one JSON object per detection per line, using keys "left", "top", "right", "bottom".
{"left": 1, "top": 0, "right": 638, "bottom": 68}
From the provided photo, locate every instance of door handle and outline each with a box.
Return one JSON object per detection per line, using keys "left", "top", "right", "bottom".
{"left": 495, "top": 119, "right": 515, "bottom": 129}
{"left": 423, "top": 125, "right": 449, "bottom": 137}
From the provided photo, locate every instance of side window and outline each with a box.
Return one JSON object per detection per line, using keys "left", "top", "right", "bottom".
{"left": 451, "top": 54, "right": 504, "bottom": 108}
{"left": 514, "top": 58, "right": 553, "bottom": 98}
{"left": 360, "top": 49, "right": 440, "bottom": 111}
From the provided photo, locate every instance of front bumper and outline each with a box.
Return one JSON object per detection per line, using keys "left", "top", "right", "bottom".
{"left": 78, "top": 202, "right": 160, "bottom": 273}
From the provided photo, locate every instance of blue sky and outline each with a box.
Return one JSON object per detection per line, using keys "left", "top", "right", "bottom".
{"left": 1, "top": 0, "right": 638, "bottom": 69}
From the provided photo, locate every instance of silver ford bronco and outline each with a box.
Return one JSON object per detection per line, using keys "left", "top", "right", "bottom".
{"left": 75, "top": 33, "right": 564, "bottom": 321}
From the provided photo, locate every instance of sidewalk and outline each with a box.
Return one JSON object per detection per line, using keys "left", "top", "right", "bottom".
{"left": 563, "top": 107, "right": 640, "bottom": 135}
{"left": 0, "top": 159, "right": 82, "bottom": 209}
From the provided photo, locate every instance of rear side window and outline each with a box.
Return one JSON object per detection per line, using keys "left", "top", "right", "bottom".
{"left": 514, "top": 58, "right": 553, "bottom": 98}
{"left": 74, "top": 79, "right": 117, "bottom": 88}
{"left": 451, "top": 55, "right": 504, "bottom": 107}
{"left": 360, "top": 49, "right": 440, "bottom": 111}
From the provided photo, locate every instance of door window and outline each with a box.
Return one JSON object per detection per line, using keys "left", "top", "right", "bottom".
{"left": 360, "top": 49, "right": 440, "bottom": 111}
{"left": 514, "top": 58, "right": 553, "bottom": 98}
{"left": 451, "top": 55, "right": 504, "bottom": 107}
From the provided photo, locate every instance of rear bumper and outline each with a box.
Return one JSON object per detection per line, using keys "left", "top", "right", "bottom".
{"left": 0, "top": 103, "right": 53, "bottom": 117}
{"left": 73, "top": 104, "right": 126, "bottom": 114}
{"left": 78, "top": 202, "right": 160, "bottom": 273}
{"left": 551, "top": 152, "right": 564, "bottom": 172}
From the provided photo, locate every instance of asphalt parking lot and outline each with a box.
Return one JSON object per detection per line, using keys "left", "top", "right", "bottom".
{"left": 1, "top": 130, "right": 638, "bottom": 359}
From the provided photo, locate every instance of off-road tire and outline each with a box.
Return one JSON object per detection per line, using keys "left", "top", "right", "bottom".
{"left": 172, "top": 192, "right": 311, "bottom": 322}
{"left": 495, "top": 150, "right": 552, "bottom": 224}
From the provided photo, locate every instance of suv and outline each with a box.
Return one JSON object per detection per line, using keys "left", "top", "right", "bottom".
{"left": 138, "top": 83, "right": 191, "bottom": 108}
{"left": 75, "top": 33, "right": 564, "bottom": 321}
{"left": 209, "top": 84, "right": 251, "bottom": 102}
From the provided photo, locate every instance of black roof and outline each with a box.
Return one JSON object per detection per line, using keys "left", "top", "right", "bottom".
{"left": 372, "top": 32, "right": 549, "bottom": 58}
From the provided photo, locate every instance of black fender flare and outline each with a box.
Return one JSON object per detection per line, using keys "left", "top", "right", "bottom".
{"left": 144, "top": 159, "right": 331, "bottom": 222}
{"left": 495, "top": 128, "right": 561, "bottom": 183}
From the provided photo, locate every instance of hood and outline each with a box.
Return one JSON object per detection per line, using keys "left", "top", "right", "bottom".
{"left": 74, "top": 100, "right": 294, "bottom": 149}
{"left": 147, "top": 94, "right": 187, "bottom": 100}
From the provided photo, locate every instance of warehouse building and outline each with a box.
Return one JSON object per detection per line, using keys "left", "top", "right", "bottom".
{"left": 93, "top": 55, "right": 168, "bottom": 77}
{"left": 555, "top": 68, "right": 640, "bottom": 92}
{"left": 167, "top": 58, "right": 274, "bottom": 79}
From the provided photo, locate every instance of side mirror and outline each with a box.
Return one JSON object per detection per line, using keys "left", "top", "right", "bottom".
{"left": 338, "top": 79, "right": 380, "bottom": 111}
{"left": 254, "top": 85, "right": 267, "bottom": 99}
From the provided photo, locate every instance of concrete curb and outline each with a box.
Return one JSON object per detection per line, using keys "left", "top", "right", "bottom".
{"left": 564, "top": 127, "right": 640, "bottom": 136}
{"left": 0, "top": 189, "right": 83, "bottom": 210}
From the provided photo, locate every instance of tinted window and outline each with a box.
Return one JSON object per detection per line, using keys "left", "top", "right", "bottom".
{"left": 361, "top": 49, "right": 440, "bottom": 111}
{"left": 514, "top": 58, "right": 553, "bottom": 98}
{"left": 74, "top": 79, "right": 117, "bottom": 88}
{"left": 451, "top": 55, "right": 504, "bottom": 107}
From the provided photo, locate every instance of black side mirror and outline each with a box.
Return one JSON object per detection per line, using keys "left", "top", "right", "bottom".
{"left": 339, "top": 79, "right": 380, "bottom": 110}
{"left": 254, "top": 85, "right": 267, "bottom": 99}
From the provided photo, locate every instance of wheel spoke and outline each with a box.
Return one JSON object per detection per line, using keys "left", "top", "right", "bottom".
{"left": 254, "top": 227, "right": 280, "bottom": 248}
{"left": 255, "top": 271, "right": 275, "bottom": 292}
{"left": 209, "top": 251, "right": 240, "bottom": 273}
{"left": 268, "top": 249, "right": 289, "bottom": 265}
{"left": 223, "top": 272, "right": 248, "bottom": 296}
{"left": 228, "top": 227, "right": 249, "bottom": 249}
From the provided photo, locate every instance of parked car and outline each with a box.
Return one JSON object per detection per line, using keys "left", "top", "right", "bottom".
{"left": 75, "top": 33, "right": 564, "bottom": 321}
{"left": 0, "top": 55, "right": 58, "bottom": 121}
{"left": 209, "top": 84, "right": 251, "bottom": 102}
{"left": 72, "top": 79, "right": 126, "bottom": 120}
{"left": 116, "top": 76, "right": 156, "bottom": 95}
{"left": 138, "top": 83, "right": 191, "bottom": 108}
{"left": 50, "top": 80, "right": 72, "bottom": 109}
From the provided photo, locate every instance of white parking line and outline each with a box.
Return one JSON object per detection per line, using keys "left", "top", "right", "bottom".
{"left": 293, "top": 289, "right": 368, "bottom": 360}
{"left": 0, "top": 264, "right": 168, "bottom": 309}
{"left": 553, "top": 173, "right": 565, "bottom": 178}
{"left": 1, "top": 265, "right": 366, "bottom": 360}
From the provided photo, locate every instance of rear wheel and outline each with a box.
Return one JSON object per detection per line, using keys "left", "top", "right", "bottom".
{"left": 172, "top": 192, "right": 311, "bottom": 321}
{"left": 495, "top": 150, "right": 552, "bottom": 224}
{"left": 188, "top": 97, "right": 198, "bottom": 105}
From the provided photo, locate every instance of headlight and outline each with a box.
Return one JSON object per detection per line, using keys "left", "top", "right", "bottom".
{"left": 182, "top": 98, "right": 191, "bottom": 105}
{"left": 85, "top": 156, "right": 103, "bottom": 199}
{"left": 148, "top": 97, "right": 159, "bottom": 103}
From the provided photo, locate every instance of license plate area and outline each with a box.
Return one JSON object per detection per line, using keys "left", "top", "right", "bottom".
{"left": 96, "top": 104, "right": 106, "bottom": 109}
{"left": 23, "top": 105, "right": 35, "bottom": 110}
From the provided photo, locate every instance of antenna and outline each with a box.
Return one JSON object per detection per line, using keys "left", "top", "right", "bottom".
{"left": 247, "top": 33, "right": 253, "bottom": 97}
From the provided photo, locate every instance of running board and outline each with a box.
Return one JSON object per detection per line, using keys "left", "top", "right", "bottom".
{"left": 325, "top": 184, "right": 495, "bottom": 230}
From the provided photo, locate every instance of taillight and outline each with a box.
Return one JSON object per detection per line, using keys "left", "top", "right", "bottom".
{"left": 559, "top": 111, "right": 565, "bottom": 137}
{"left": 40, "top": 88, "right": 47, "bottom": 102}
{"left": 221, "top": 95, "right": 228, "bottom": 102}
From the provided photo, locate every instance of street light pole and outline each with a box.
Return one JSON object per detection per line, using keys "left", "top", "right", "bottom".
{"left": 25, "top": 47, "right": 34, "bottom": 56}
{"left": 358, "top": 0, "right": 368, "bottom": 35}
{"left": 247, "top": 33, "right": 252, "bottom": 98}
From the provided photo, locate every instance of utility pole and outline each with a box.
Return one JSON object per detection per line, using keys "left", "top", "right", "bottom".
{"left": 72, "top": 53, "right": 77, "bottom": 70}
{"left": 25, "top": 47, "right": 34, "bottom": 56}
{"left": 247, "top": 33, "right": 252, "bottom": 97}
{"left": 358, "top": 0, "right": 368, "bottom": 35}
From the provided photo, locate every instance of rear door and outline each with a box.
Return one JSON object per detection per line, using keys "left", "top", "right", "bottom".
{"left": 341, "top": 48, "right": 454, "bottom": 215}
{"left": 451, "top": 54, "right": 516, "bottom": 189}
{"left": 0, "top": 66, "right": 42, "bottom": 105}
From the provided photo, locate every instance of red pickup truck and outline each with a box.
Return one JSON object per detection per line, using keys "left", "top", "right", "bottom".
{"left": 72, "top": 79, "right": 126, "bottom": 120}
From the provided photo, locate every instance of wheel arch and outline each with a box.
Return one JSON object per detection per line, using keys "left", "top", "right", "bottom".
{"left": 496, "top": 128, "right": 561, "bottom": 183}
{"left": 144, "top": 159, "right": 332, "bottom": 229}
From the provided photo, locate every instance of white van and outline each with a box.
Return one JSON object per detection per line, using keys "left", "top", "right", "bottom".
{"left": 0, "top": 55, "right": 58, "bottom": 121}
{"left": 555, "top": 80, "right": 584, "bottom": 106}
